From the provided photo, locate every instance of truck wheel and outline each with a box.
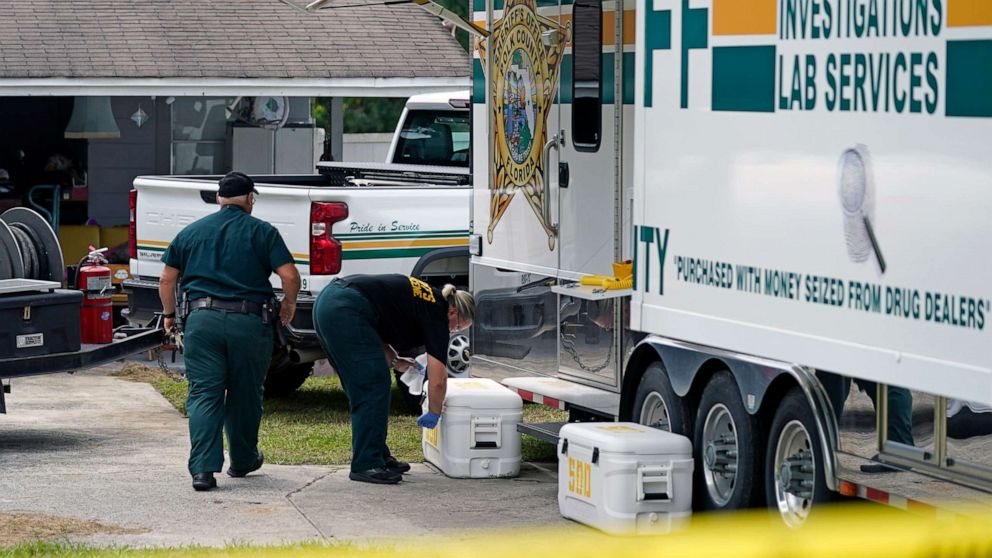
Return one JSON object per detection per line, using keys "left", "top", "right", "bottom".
{"left": 264, "top": 352, "right": 314, "bottom": 398}
{"left": 693, "top": 371, "right": 763, "bottom": 511}
{"left": 765, "top": 387, "right": 832, "bottom": 527}
{"left": 632, "top": 362, "right": 689, "bottom": 436}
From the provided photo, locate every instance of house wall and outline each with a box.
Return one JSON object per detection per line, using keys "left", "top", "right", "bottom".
{"left": 86, "top": 97, "right": 164, "bottom": 226}
{"left": 342, "top": 133, "right": 392, "bottom": 162}
{"left": 87, "top": 96, "right": 324, "bottom": 225}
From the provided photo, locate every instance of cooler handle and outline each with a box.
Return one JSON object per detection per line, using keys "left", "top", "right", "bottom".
{"left": 637, "top": 464, "right": 672, "bottom": 501}
{"left": 471, "top": 416, "right": 501, "bottom": 449}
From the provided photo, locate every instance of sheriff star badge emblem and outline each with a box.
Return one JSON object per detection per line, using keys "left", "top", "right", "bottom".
{"left": 478, "top": 0, "right": 569, "bottom": 251}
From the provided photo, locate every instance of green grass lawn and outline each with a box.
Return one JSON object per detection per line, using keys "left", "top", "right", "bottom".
{"left": 152, "top": 373, "right": 565, "bottom": 465}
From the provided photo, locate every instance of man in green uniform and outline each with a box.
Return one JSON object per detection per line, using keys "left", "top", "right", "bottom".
{"left": 158, "top": 171, "right": 300, "bottom": 491}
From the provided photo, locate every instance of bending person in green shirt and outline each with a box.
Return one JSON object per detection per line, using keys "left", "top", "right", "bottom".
{"left": 313, "top": 274, "right": 475, "bottom": 484}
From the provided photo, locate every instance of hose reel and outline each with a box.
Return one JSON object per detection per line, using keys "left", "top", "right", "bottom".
{"left": 0, "top": 207, "right": 65, "bottom": 283}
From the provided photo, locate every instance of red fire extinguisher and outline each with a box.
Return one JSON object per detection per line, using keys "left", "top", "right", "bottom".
{"left": 78, "top": 247, "right": 113, "bottom": 344}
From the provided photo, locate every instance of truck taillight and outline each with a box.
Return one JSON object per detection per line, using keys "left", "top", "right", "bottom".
{"left": 310, "top": 202, "right": 348, "bottom": 275}
{"left": 128, "top": 189, "right": 137, "bottom": 259}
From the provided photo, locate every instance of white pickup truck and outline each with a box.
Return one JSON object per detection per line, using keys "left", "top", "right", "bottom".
{"left": 124, "top": 91, "right": 471, "bottom": 396}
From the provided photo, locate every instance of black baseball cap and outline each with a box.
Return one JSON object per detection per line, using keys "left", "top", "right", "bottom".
{"left": 217, "top": 171, "right": 258, "bottom": 198}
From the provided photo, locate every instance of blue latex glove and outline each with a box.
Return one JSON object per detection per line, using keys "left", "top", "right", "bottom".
{"left": 417, "top": 411, "right": 440, "bottom": 429}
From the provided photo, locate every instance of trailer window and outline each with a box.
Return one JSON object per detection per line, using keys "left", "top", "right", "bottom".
{"left": 393, "top": 110, "right": 471, "bottom": 167}
{"left": 571, "top": 0, "right": 602, "bottom": 152}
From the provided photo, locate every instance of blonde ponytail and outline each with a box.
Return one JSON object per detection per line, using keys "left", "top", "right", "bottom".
{"left": 442, "top": 284, "right": 475, "bottom": 322}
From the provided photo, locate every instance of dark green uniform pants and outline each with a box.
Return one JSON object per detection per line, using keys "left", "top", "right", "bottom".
{"left": 183, "top": 308, "right": 273, "bottom": 475}
{"left": 313, "top": 282, "right": 391, "bottom": 472}
{"left": 821, "top": 373, "right": 914, "bottom": 446}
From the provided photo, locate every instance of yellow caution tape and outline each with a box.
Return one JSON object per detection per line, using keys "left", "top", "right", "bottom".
{"left": 79, "top": 504, "right": 992, "bottom": 558}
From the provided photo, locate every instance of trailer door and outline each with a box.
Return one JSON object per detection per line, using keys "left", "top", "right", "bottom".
{"left": 554, "top": 0, "right": 630, "bottom": 389}
{"left": 557, "top": 0, "right": 621, "bottom": 281}
{"left": 469, "top": 0, "right": 567, "bottom": 380}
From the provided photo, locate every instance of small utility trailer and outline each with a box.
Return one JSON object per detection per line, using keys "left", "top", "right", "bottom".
{"left": 0, "top": 278, "right": 164, "bottom": 414}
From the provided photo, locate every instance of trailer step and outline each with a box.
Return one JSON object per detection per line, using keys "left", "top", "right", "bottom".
{"left": 502, "top": 376, "right": 619, "bottom": 416}
{"left": 517, "top": 421, "right": 566, "bottom": 445}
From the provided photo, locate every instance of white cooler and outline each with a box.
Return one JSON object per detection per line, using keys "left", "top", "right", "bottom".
{"left": 422, "top": 378, "right": 523, "bottom": 478}
{"left": 558, "top": 422, "right": 693, "bottom": 535}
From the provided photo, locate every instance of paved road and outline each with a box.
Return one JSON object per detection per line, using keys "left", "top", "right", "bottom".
{"left": 0, "top": 367, "right": 574, "bottom": 547}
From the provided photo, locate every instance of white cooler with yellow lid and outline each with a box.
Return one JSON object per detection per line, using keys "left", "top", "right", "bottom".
{"left": 558, "top": 422, "right": 693, "bottom": 535}
{"left": 423, "top": 378, "right": 523, "bottom": 478}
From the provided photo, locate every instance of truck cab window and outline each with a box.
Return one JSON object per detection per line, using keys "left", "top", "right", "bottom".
{"left": 571, "top": 0, "right": 602, "bottom": 152}
{"left": 393, "top": 110, "right": 471, "bottom": 167}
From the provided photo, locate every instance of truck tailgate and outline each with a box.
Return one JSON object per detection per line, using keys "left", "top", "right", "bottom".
{"left": 131, "top": 177, "right": 312, "bottom": 290}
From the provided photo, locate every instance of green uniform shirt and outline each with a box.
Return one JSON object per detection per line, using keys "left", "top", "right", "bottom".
{"left": 161, "top": 205, "right": 293, "bottom": 304}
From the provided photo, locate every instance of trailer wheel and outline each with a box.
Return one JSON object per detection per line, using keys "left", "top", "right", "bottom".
{"left": 632, "top": 362, "right": 689, "bottom": 435}
{"left": 264, "top": 352, "right": 314, "bottom": 398}
{"left": 765, "top": 387, "right": 831, "bottom": 527}
{"left": 693, "top": 372, "right": 763, "bottom": 511}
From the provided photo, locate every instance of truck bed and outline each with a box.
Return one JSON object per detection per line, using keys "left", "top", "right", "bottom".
{"left": 161, "top": 162, "right": 470, "bottom": 190}
{"left": 316, "top": 162, "right": 470, "bottom": 186}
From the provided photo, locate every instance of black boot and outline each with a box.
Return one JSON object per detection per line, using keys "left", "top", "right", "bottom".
{"left": 228, "top": 450, "right": 264, "bottom": 478}
{"left": 192, "top": 472, "right": 217, "bottom": 491}
{"left": 384, "top": 455, "right": 411, "bottom": 474}
{"left": 349, "top": 467, "right": 402, "bottom": 484}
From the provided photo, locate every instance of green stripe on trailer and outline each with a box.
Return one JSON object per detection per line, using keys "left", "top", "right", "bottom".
{"left": 474, "top": 58, "right": 486, "bottom": 104}
{"left": 946, "top": 40, "right": 992, "bottom": 118}
{"left": 712, "top": 46, "right": 777, "bottom": 113}
{"left": 554, "top": 52, "right": 636, "bottom": 105}
{"left": 643, "top": 0, "right": 673, "bottom": 108}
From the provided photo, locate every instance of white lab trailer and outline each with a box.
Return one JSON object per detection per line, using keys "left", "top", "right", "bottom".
{"left": 464, "top": 0, "right": 992, "bottom": 525}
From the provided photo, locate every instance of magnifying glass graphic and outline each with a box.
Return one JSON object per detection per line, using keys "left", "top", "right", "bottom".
{"left": 838, "top": 147, "right": 886, "bottom": 273}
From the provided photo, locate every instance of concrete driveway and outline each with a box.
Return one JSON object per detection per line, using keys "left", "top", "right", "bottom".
{"left": 0, "top": 366, "right": 574, "bottom": 548}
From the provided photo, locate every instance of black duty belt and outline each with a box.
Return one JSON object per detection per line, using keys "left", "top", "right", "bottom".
{"left": 189, "top": 297, "right": 263, "bottom": 316}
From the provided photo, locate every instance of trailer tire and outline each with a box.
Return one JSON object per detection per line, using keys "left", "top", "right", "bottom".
{"left": 632, "top": 362, "right": 690, "bottom": 436}
{"left": 264, "top": 353, "right": 314, "bottom": 398}
{"left": 765, "top": 387, "right": 832, "bottom": 527}
{"left": 693, "top": 371, "right": 763, "bottom": 511}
